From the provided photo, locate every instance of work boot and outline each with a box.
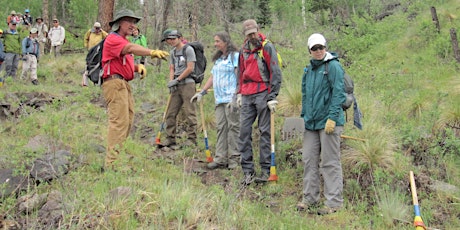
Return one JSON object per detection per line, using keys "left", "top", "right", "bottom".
{"left": 254, "top": 171, "right": 270, "bottom": 183}
{"left": 206, "top": 162, "right": 227, "bottom": 170}
{"left": 317, "top": 206, "right": 341, "bottom": 215}
{"left": 241, "top": 173, "right": 254, "bottom": 186}
{"left": 31, "top": 79, "right": 39, "bottom": 85}
{"left": 296, "top": 198, "right": 319, "bottom": 213}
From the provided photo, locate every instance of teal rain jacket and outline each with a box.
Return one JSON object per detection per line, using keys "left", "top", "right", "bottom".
{"left": 301, "top": 52, "right": 346, "bottom": 131}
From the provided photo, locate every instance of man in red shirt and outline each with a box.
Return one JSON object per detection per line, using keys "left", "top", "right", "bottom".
{"left": 102, "top": 9, "right": 169, "bottom": 171}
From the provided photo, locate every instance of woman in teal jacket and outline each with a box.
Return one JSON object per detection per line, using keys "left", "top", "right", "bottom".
{"left": 298, "top": 33, "right": 346, "bottom": 215}
{"left": 129, "top": 26, "right": 147, "bottom": 64}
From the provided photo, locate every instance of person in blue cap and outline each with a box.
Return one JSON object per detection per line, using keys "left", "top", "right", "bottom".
{"left": 22, "top": 9, "right": 32, "bottom": 28}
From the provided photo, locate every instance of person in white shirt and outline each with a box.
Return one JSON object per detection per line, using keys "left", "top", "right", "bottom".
{"left": 47, "top": 18, "right": 65, "bottom": 57}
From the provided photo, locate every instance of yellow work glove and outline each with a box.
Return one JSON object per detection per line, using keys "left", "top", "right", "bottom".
{"left": 150, "top": 50, "right": 169, "bottom": 60}
{"left": 325, "top": 119, "right": 336, "bottom": 134}
{"left": 137, "top": 64, "right": 147, "bottom": 79}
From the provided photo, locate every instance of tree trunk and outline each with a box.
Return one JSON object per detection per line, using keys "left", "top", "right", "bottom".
{"left": 51, "top": 0, "right": 57, "bottom": 20}
{"left": 450, "top": 28, "right": 460, "bottom": 63}
{"left": 98, "top": 0, "right": 115, "bottom": 33}
{"left": 431, "top": 6, "right": 440, "bottom": 33}
{"left": 42, "top": 0, "right": 49, "bottom": 27}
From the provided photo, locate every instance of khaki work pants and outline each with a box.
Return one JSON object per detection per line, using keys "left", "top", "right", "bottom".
{"left": 102, "top": 78, "right": 134, "bottom": 168}
{"left": 21, "top": 54, "right": 38, "bottom": 81}
{"left": 164, "top": 82, "right": 197, "bottom": 145}
{"left": 302, "top": 126, "right": 344, "bottom": 208}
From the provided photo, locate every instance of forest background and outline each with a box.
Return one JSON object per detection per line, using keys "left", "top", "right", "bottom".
{"left": 0, "top": 0, "right": 459, "bottom": 229}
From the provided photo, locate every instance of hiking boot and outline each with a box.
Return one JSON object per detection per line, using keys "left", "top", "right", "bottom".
{"left": 206, "top": 162, "right": 227, "bottom": 170}
{"left": 241, "top": 173, "right": 254, "bottom": 186}
{"left": 254, "top": 172, "right": 270, "bottom": 183}
{"left": 296, "top": 199, "right": 319, "bottom": 213}
{"left": 31, "top": 79, "right": 39, "bottom": 85}
{"left": 317, "top": 206, "right": 341, "bottom": 215}
{"left": 227, "top": 162, "right": 239, "bottom": 170}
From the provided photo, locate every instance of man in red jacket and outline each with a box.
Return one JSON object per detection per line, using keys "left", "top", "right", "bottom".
{"left": 237, "top": 19, "right": 282, "bottom": 185}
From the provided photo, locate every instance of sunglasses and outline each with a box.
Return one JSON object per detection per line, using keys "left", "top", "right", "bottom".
{"left": 310, "top": 45, "right": 325, "bottom": 51}
{"left": 53, "top": 21, "right": 58, "bottom": 23}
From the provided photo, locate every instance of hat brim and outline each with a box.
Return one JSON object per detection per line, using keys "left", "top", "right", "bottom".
{"left": 109, "top": 16, "right": 141, "bottom": 27}
{"left": 244, "top": 28, "right": 258, "bottom": 36}
{"left": 161, "top": 35, "right": 179, "bottom": 42}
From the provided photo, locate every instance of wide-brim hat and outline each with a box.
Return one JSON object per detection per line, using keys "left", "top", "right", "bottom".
{"left": 109, "top": 9, "right": 141, "bottom": 26}
{"left": 35, "top": 16, "right": 43, "bottom": 22}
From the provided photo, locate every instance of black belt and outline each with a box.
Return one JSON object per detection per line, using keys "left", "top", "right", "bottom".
{"left": 103, "top": 74, "right": 125, "bottom": 83}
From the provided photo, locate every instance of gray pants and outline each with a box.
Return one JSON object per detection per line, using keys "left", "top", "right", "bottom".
{"left": 214, "top": 103, "right": 240, "bottom": 167}
{"left": 302, "top": 126, "right": 344, "bottom": 208}
{"left": 239, "top": 91, "right": 271, "bottom": 175}
{"left": 3, "top": 53, "right": 20, "bottom": 78}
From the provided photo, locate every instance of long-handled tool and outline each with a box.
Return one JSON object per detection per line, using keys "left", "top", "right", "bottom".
{"left": 268, "top": 111, "right": 278, "bottom": 182}
{"left": 199, "top": 100, "right": 213, "bottom": 162}
{"left": 340, "top": 135, "right": 366, "bottom": 142}
{"left": 409, "top": 171, "right": 427, "bottom": 230}
{"left": 155, "top": 94, "right": 172, "bottom": 145}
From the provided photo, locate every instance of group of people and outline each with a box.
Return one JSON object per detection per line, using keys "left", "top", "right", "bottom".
{"left": 0, "top": 8, "right": 66, "bottom": 85}
{"left": 100, "top": 9, "right": 347, "bottom": 215}
{"left": 1, "top": 8, "right": 344, "bottom": 216}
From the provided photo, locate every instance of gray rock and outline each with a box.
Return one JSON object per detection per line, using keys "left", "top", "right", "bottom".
{"left": 29, "top": 150, "right": 71, "bottom": 182}
{"left": 0, "top": 168, "right": 32, "bottom": 198}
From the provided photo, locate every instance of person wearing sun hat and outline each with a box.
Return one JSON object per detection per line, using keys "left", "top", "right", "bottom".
{"left": 33, "top": 16, "right": 48, "bottom": 56}
{"left": 101, "top": 9, "right": 169, "bottom": 171}
{"left": 21, "top": 28, "right": 40, "bottom": 85}
{"left": 6, "top": 11, "right": 20, "bottom": 25}
{"left": 297, "top": 33, "right": 346, "bottom": 215}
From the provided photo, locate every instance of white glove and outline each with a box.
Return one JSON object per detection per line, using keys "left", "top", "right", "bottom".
{"left": 190, "top": 90, "right": 206, "bottom": 103}
{"left": 236, "top": 94, "right": 242, "bottom": 108}
{"left": 267, "top": 100, "right": 278, "bottom": 112}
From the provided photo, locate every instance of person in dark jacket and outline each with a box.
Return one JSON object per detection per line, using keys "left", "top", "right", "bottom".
{"left": 297, "top": 33, "right": 346, "bottom": 215}
{"left": 237, "top": 19, "right": 282, "bottom": 185}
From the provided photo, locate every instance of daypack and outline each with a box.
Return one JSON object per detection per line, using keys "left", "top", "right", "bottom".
{"left": 324, "top": 61, "right": 355, "bottom": 110}
{"left": 85, "top": 38, "right": 105, "bottom": 85}
{"left": 173, "top": 41, "right": 207, "bottom": 84}
{"left": 257, "top": 39, "right": 285, "bottom": 69}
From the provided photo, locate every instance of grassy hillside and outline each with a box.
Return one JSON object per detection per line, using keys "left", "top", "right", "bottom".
{"left": 1, "top": 0, "right": 459, "bottom": 229}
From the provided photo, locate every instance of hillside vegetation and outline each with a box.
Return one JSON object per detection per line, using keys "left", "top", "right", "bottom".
{"left": 0, "top": 0, "right": 459, "bottom": 229}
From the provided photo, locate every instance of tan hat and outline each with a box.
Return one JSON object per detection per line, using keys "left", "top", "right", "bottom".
{"left": 52, "top": 18, "right": 59, "bottom": 22}
{"left": 307, "top": 33, "right": 326, "bottom": 50}
{"left": 242, "top": 19, "right": 258, "bottom": 36}
{"left": 0, "top": 29, "right": 3, "bottom": 34}
{"left": 30, "top": 28, "right": 38, "bottom": 34}
{"left": 94, "top": 22, "right": 101, "bottom": 28}
{"left": 11, "top": 10, "right": 16, "bottom": 15}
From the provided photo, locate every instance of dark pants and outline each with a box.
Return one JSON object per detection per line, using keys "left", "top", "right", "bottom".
{"left": 239, "top": 91, "right": 271, "bottom": 175}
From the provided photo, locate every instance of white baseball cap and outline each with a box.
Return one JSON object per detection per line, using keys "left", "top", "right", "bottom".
{"left": 94, "top": 22, "right": 101, "bottom": 28}
{"left": 307, "top": 33, "right": 326, "bottom": 50}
